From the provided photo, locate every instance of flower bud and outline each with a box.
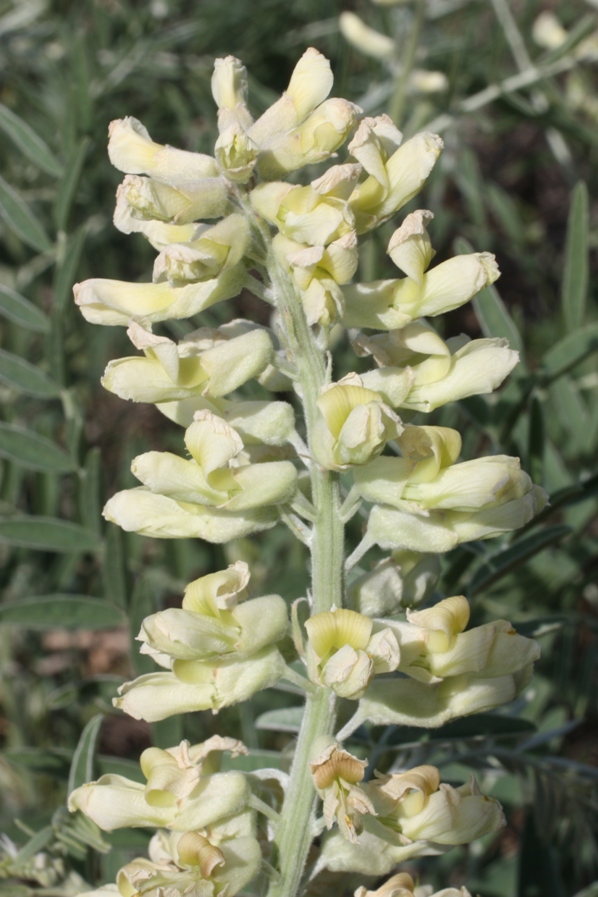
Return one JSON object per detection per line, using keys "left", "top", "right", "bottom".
{"left": 340, "top": 12, "right": 395, "bottom": 60}
{"left": 215, "top": 123, "right": 259, "bottom": 183}
{"left": 248, "top": 47, "right": 333, "bottom": 146}
{"left": 312, "top": 374, "right": 402, "bottom": 470}
{"left": 108, "top": 116, "right": 218, "bottom": 185}
{"left": 257, "top": 98, "right": 360, "bottom": 179}
{"left": 349, "top": 131, "right": 443, "bottom": 233}
{"left": 211, "top": 56, "right": 252, "bottom": 121}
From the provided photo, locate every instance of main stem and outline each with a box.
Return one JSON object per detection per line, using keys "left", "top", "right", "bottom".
{"left": 266, "top": 250, "right": 345, "bottom": 897}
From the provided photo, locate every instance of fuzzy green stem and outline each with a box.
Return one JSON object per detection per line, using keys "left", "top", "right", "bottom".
{"left": 265, "top": 250, "right": 345, "bottom": 897}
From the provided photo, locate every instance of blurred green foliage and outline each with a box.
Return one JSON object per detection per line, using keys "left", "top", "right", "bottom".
{"left": 0, "top": 0, "right": 596, "bottom": 894}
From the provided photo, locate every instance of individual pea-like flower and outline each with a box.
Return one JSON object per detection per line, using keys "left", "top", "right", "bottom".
{"left": 355, "top": 319, "right": 519, "bottom": 411}
{"left": 353, "top": 424, "right": 537, "bottom": 515}
{"left": 103, "top": 410, "right": 298, "bottom": 542}
{"left": 310, "top": 742, "right": 376, "bottom": 842}
{"left": 152, "top": 214, "right": 251, "bottom": 286}
{"left": 68, "top": 737, "right": 251, "bottom": 833}
{"left": 114, "top": 645, "right": 287, "bottom": 722}
{"left": 74, "top": 265, "right": 247, "bottom": 327}
{"left": 305, "top": 607, "right": 400, "bottom": 699}
{"left": 102, "top": 318, "right": 274, "bottom": 405}
{"left": 115, "top": 172, "right": 229, "bottom": 228}
{"left": 343, "top": 210, "right": 499, "bottom": 330}
{"left": 339, "top": 664, "right": 535, "bottom": 738}
{"left": 346, "top": 118, "right": 443, "bottom": 233}
{"left": 91, "top": 813, "right": 262, "bottom": 897}
{"left": 316, "top": 766, "right": 504, "bottom": 876}
{"left": 355, "top": 871, "right": 472, "bottom": 897}
{"left": 274, "top": 230, "right": 358, "bottom": 327}
{"left": 137, "top": 562, "right": 289, "bottom": 665}
{"left": 108, "top": 116, "right": 222, "bottom": 187}
{"left": 311, "top": 373, "right": 402, "bottom": 471}
{"left": 114, "top": 828, "right": 261, "bottom": 897}
{"left": 364, "top": 484, "right": 547, "bottom": 555}
{"left": 251, "top": 164, "right": 359, "bottom": 247}
{"left": 385, "top": 594, "right": 541, "bottom": 685}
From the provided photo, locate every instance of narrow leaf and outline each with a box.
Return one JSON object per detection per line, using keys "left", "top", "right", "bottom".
{"left": 562, "top": 182, "right": 588, "bottom": 332}
{"left": 4, "top": 747, "right": 72, "bottom": 777}
{"left": 129, "top": 577, "right": 156, "bottom": 675}
{"left": 0, "top": 516, "right": 100, "bottom": 552}
{"left": 103, "top": 524, "right": 128, "bottom": 609}
{"left": 0, "top": 596, "right": 125, "bottom": 629}
{"left": 53, "top": 226, "right": 86, "bottom": 311}
{"left": 542, "top": 323, "right": 598, "bottom": 380}
{"left": 468, "top": 525, "right": 570, "bottom": 596}
{"left": 0, "top": 103, "right": 62, "bottom": 177}
{"left": 0, "top": 349, "right": 61, "bottom": 397}
{"left": 0, "top": 284, "right": 49, "bottom": 332}
{"left": 54, "top": 137, "right": 90, "bottom": 231}
{"left": 0, "top": 422, "right": 74, "bottom": 472}
{"left": 68, "top": 714, "right": 104, "bottom": 795}
{"left": 0, "top": 174, "right": 52, "bottom": 252}
{"left": 527, "top": 395, "right": 544, "bottom": 486}
{"left": 472, "top": 281, "right": 525, "bottom": 358}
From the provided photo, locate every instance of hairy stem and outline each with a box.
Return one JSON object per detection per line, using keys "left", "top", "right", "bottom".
{"left": 265, "top": 250, "right": 345, "bottom": 897}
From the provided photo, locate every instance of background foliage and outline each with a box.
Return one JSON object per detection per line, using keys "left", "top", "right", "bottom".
{"left": 0, "top": 0, "right": 596, "bottom": 894}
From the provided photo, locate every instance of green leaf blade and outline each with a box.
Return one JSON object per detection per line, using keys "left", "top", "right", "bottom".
{"left": 68, "top": 714, "right": 104, "bottom": 795}
{"left": 0, "top": 349, "right": 61, "bottom": 397}
{"left": 562, "top": 181, "right": 589, "bottom": 333}
{"left": 0, "top": 284, "right": 49, "bottom": 332}
{"left": 0, "top": 596, "right": 126, "bottom": 629}
{"left": 0, "top": 422, "right": 75, "bottom": 471}
{"left": 0, "top": 516, "right": 100, "bottom": 552}
{"left": 0, "top": 174, "right": 52, "bottom": 252}
{"left": 0, "top": 103, "right": 63, "bottom": 177}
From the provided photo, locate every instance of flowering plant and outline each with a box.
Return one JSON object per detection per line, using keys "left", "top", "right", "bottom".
{"left": 68, "top": 48, "right": 545, "bottom": 897}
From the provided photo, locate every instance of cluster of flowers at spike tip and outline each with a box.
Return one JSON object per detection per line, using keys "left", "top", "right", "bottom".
{"left": 309, "top": 749, "right": 504, "bottom": 877}
{"left": 108, "top": 563, "right": 290, "bottom": 722}
{"left": 70, "top": 744, "right": 261, "bottom": 897}
{"left": 305, "top": 595, "right": 540, "bottom": 734}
